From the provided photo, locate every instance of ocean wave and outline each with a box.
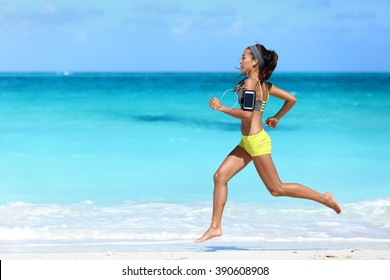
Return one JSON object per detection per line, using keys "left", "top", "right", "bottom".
{"left": 0, "top": 198, "right": 389, "bottom": 246}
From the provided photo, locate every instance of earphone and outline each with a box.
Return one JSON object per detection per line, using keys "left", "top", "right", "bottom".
{"left": 219, "top": 89, "right": 239, "bottom": 108}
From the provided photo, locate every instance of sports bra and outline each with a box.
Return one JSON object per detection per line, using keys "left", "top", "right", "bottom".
{"left": 236, "top": 78, "right": 270, "bottom": 112}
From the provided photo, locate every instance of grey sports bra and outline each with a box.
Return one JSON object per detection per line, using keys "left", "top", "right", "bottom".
{"left": 236, "top": 78, "right": 270, "bottom": 112}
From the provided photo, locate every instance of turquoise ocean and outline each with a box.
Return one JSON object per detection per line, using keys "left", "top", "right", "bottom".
{"left": 0, "top": 72, "right": 389, "bottom": 253}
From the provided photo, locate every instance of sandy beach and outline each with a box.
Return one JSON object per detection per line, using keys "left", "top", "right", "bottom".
{"left": 1, "top": 249, "right": 389, "bottom": 260}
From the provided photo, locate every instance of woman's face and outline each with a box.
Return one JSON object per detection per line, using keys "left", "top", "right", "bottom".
{"left": 240, "top": 49, "right": 255, "bottom": 74}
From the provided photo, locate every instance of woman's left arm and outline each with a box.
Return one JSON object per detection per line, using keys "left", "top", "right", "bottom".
{"left": 265, "top": 84, "right": 297, "bottom": 128}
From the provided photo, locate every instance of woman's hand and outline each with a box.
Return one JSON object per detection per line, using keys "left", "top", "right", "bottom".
{"left": 265, "top": 117, "right": 279, "bottom": 128}
{"left": 209, "top": 97, "right": 222, "bottom": 111}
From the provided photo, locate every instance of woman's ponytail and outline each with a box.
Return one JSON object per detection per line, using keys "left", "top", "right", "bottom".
{"left": 256, "top": 44, "right": 278, "bottom": 82}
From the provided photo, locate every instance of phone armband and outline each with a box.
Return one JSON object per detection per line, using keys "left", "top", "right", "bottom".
{"left": 242, "top": 90, "right": 255, "bottom": 111}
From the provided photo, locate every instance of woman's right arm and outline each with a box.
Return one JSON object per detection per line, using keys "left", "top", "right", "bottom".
{"left": 209, "top": 78, "right": 257, "bottom": 122}
{"left": 209, "top": 97, "right": 253, "bottom": 122}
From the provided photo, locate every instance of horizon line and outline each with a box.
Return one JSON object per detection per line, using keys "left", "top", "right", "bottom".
{"left": 1, "top": 70, "right": 389, "bottom": 74}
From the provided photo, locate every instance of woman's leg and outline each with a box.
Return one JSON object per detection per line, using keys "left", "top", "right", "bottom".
{"left": 253, "top": 154, "right": 341, "bottom": 214}
{"left": 196, "top": 145, "right": 252, "bottom": 243}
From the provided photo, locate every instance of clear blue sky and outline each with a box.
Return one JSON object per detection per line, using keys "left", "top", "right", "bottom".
{"left": 1, "top": 0, "right": 389, "bottom": 72}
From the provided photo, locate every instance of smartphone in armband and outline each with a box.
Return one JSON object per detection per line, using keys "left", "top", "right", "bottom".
{"left": 242, "top": 90, "right": 255, "bottom": 111}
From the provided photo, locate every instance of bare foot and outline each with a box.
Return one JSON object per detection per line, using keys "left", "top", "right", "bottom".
{"left": 195, "top": 227, "right": 222, "bottom": 243}
{"left": 324, "top": 192, "right": 342, "bottom": 214}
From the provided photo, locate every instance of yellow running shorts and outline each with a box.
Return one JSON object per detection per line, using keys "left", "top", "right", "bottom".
{"left": 239, "top": 129, "right": 272, "bottom": 157}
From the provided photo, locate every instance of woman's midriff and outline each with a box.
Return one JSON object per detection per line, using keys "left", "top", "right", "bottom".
{"left": 241, "top": 111, "right": 263, "bottom": 136}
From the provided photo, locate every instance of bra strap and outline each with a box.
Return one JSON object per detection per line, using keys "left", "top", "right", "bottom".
{"left": 250, "top": 76, "right": 263, "bottom": 101}
{"left": 258, "top": 81, "right": 263, "bottom": 101}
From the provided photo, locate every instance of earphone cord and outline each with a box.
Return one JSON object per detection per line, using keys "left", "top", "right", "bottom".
{"left": 219, "top": 89, "right": 238, "bottom": 108}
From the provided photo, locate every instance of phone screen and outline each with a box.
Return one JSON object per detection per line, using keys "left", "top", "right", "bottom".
{"left": 243, "top": 90, "right": 255, "bottom": 110}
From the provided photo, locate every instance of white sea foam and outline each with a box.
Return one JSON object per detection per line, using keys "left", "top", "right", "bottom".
{"left": 0, "top": 198, "right": 389, "bottom": 251}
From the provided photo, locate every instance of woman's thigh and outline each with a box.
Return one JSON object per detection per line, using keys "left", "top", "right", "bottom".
{"left": 252, "top": 154, "right": 282, "bottom": 191}
{"left": 215, "top": 145, "right": 252, "bottom": 183}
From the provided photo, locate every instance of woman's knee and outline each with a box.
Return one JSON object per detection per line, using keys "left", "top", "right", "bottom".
{"left": 267, "top": 182, "right": 285, "bottom": 197}
{"left": 213, "top": 170, "right": 228, "bottom": 185}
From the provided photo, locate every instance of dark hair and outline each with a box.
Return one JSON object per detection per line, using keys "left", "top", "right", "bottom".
{"left": 248, "top": 44, "right": 278, "bottom": 82}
